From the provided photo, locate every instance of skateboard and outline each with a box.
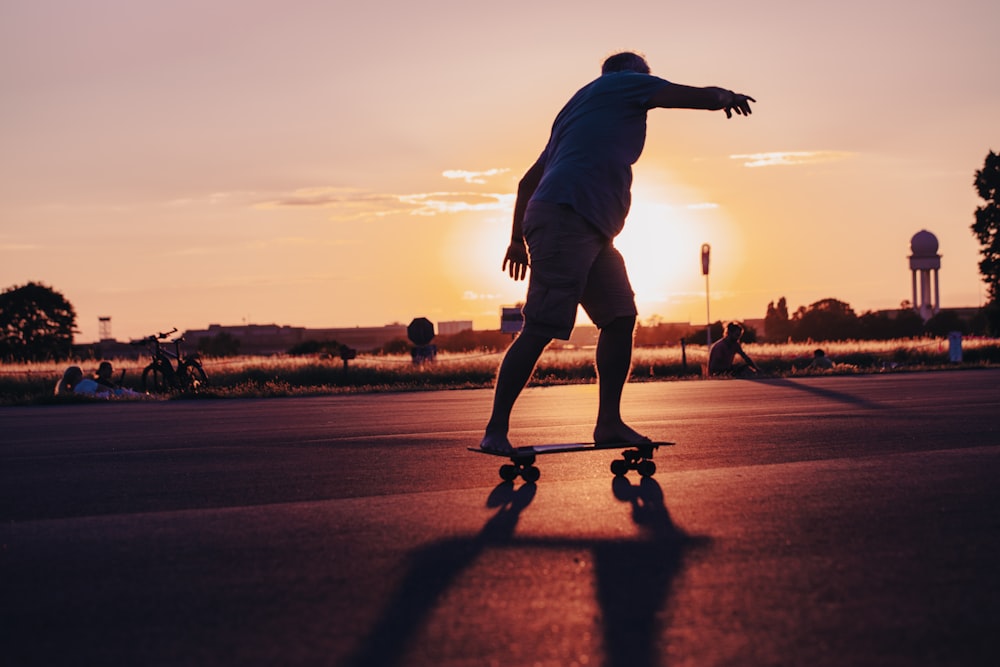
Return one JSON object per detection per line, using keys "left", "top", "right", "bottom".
{"left": 468, "top": 441, "right": 674, "bottom": 482}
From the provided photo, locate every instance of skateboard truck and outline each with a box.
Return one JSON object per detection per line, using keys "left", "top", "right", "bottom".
{"left": 610, "top": 443, "right": 658, "bottom": 478}
{"left": 498, "top": 454, "right": 540, "bottom": 483}
{"left": 474, "top": 441, "right": 670, "bottom": 482}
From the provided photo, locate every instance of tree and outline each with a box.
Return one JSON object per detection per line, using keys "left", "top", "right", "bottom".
{"left": 288, "top": 339, "right": 342, "bottom": 356}
{"left": 858, "top": 308, "right": 924, "bottom": 340}
{"left": 924, "top": 310, "right": 969, "bottom": 337}
{"left": 972, "top": 150, "right": 1000, "bottom": 299}
{"left": 764, "top": 297, "right": 791, "bottom": 342}
{"left": 0, "top": 282, "right": 77, "bottom": 361}
{"left": 972, "top": 150, "right": 1000, "bottom": 334}
{"left": 791, "top": 298, "right": 860, "bottom": 342}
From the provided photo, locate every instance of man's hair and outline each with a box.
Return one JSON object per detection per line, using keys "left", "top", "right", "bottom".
{"left": 726, "top": 322, "right": 744, "bottom": 335}
{"left": 601, "top": 51, "right": 650, "bottom": 75}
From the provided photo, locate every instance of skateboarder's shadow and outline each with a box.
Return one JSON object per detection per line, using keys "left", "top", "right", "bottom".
{"left": 599, "top": 476, "right": 706, "bottom": 667}
{"left": 345, "top": 478, "right": 700, "bottom": 667}
{"left": 344, "top": 481, "right": 536, "bottom": 667}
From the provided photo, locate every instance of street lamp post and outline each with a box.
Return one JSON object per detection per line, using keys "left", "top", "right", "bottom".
{"left": 701, "top": 244, "right": 711, "bottom": 347}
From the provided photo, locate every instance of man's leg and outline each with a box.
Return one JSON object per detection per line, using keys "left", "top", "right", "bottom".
{"left": 593, "top": 315, "right": 647, "bottom": 444}
{"left": 480, "top": 332, "right": 551, "bottom": 452}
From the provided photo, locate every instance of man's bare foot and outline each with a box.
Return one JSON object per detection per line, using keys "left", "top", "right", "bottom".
{"left": 480, "top": 432, "right": 515, "bottom": 454}
{"left": 594, "top": 422, "right": 651, "bottom": 445}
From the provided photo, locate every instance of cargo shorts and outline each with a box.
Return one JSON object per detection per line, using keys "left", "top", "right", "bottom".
{"left": 520, "top": 200, "right": 637, "bottom": 340}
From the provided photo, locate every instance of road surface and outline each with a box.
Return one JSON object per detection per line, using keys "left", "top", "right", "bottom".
{"left": 2, "top": 370, "right": 999, "bottom": 666}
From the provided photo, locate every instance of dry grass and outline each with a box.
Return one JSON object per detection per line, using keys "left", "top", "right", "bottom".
{"left": 2, "top": 337, "right": 998, "bottom": 404}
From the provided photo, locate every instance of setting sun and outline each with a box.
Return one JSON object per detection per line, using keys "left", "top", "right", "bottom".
{"left": 615, "top": 179, "right": 745, "bottom": 323}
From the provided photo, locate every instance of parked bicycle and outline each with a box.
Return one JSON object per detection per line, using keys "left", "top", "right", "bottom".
{"left": 130, "top": 328, "right": 209, "bottom": 393}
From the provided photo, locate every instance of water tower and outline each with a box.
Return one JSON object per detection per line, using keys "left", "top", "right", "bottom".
{"left": 98, "top": 316, "right": 113, "bottom": 341}
{"left": 908, "top": 230, "right": 940, "bottom": 322}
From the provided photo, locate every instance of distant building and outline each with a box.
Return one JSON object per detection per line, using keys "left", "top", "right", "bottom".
{"left": 183, "top": 323, "right": 409, "bottom": 355}
{"left": 437, "top": 320, "right": 473, "bottom": 335}
{"left": 500, "top": 306, "right": 524, "bottom": 334}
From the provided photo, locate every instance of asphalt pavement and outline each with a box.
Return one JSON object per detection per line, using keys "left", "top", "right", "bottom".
{"left": 2, "top": 370, "right": 999, "bottom": 666}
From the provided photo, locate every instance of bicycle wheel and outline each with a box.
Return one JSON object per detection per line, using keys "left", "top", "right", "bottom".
{"left": 181, "top": 360, "right": 208, "bottom": 390}
{"left": 142, "top": 364, "right": 170, "bottom": 393}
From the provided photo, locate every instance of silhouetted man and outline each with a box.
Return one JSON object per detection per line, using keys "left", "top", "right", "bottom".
{"left": 481, "top": 51, "right": 755, "bottom": 452}
{"left": 708, "top": 322, "right": 759, "bottom": 377}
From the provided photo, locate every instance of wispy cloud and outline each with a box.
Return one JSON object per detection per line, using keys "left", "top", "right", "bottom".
{"left": 256, "top": 187, "right": 397, "bottom": 209}
{"left": 462, "top": 290, "right": 503, "bottom": 301}
{"left": 442, "top": 168, "right": 510, "bottom": 184}
{"left": 731, "top": 151, "right": 855, "bottom": 168}
{"left": 256, "top": 186, "right": 513, "bottom": 219}
{"left": 396, "top": 192, "right": 514, "bottom": 216}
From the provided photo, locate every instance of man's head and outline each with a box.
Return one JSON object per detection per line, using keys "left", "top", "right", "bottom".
{"left": 601, "top": 51, "right": 650, "bottom": 75}
{"left": 725, "top": 322, "right": 744, "bottom": 340}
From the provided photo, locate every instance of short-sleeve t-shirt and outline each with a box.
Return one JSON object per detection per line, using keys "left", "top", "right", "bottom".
{"left": 529, "top": 71, "right": 672, "bottom": 238}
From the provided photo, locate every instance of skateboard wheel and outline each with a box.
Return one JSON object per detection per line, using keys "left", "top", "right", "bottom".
{"left": 610, "top": 459, "right": 629, "bottom": 476}
{"left": 499, "top": 464, "right": 518, "bottom": 482}
{"left": 521, "top": 466, "right": 541, "bottom": 483}
{"left": 637, "top": 460, "right": 656, "bottom": 477}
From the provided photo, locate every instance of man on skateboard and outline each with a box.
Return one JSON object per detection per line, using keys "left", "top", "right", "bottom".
{"left": 480, "top": 51, "right": 755, "bottom": 453}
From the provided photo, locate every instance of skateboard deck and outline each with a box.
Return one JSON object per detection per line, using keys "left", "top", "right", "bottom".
{"left": 468, "top": 441, "right": 674, "bottom": 482}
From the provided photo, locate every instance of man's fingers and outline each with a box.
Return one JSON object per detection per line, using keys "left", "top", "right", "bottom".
{"left": 725, "top": 95, "right": 755, "bottom": 119}
{"left": 503, "top": 257, "right": 528, "bottom": 280}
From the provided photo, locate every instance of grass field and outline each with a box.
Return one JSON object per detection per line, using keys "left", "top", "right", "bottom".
{"left": 2, "top": 336, "right": 998, "bottom": 405}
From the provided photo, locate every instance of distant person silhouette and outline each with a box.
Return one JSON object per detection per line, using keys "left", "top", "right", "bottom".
{"left": 94, "top": 361, "right": 120, "bottom": 389}
{"left": 708, "top": 322, "right": 759, "bottom": 377}
{"left": 808, "top": 348, "right": 834, "bottom": 370}
{"left": 481, "top": 51, "right": 755, "bottom": 453}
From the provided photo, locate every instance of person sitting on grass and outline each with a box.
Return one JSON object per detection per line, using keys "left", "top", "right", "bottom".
{"left": 808, "top": 348, "right": 834, "bottom": 370}
{"left": 55, "top": 366, "right": 108, "bottom": 396}
{"left": 708, "top": 322, "right": 759, "bottom": 377}
{"left": 94, "top": 361, "right": 122, "bottom": 390}
{"left": 56, "top": 364, "right": 143, "bottom": 398}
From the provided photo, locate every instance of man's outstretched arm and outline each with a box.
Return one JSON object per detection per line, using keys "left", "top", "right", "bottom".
{"left": 649, "top": 84, "right": 755, "bottom": 118}
{"left": 503, "top": 156, "right": 545, "bottom": 281}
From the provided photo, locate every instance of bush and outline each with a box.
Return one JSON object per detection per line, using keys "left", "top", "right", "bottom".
{"left": 288, "top": 339, "right": 341, "bottom": 356}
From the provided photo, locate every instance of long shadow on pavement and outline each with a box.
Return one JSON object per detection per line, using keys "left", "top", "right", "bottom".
{"left": 748, "top": 376, "right": 884, "bottom": 410}
{"left": 346, "top": 477, "right": 706, "bottom": 667}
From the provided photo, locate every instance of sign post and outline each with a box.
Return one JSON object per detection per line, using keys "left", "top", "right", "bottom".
{"left": 701, "top": 244, "right": 712, "bottom": 347}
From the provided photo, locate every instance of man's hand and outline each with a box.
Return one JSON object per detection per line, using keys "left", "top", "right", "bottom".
{"left": 502, "top": 241, "right": 529, "bottom": 281}
{"left": 724, "top": 91, "right": 755, "bottom": 118}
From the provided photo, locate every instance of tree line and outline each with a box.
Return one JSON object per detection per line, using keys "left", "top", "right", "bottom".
{"left": 629, "top": 296, "right": 982, "bottom": 349}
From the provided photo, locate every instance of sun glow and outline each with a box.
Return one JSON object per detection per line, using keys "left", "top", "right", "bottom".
{"left": 615, "top": 185, "right": 734, "bottom": 320}
{"left": 617, "top": 206, "right": 695, "bottom": 308}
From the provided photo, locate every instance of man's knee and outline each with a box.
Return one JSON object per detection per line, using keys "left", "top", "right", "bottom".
{"left": 511, "top": 331, "right": 552, "bottom": 354}
{"left": 601, "top": 315, "right": 636, "bottom": 334}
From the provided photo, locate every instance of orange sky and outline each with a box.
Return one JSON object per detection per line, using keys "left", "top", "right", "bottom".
{"left": 2, "top": 0, "right": 998, "bottom": 343}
